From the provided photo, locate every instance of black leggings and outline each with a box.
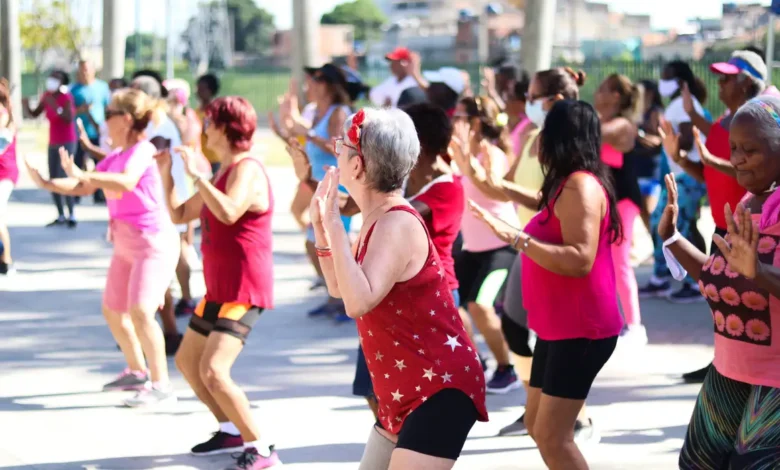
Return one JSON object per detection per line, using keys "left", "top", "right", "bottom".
{"left": 530, "top": 336, "right": 617, "bottom": 400}
{"left": 48, "top": 143, "right": 77, "bottom": 218}
{"left": 377, "top": 388, "right": 478, "bottom": 460}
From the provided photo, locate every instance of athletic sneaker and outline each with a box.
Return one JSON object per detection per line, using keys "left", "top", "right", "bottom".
{"left": 667, "top": 284, "right": 705, "bottom": 304}
{"left": 619, "top": 325, "right": 648, "bottom": 348}
{"left": 67, "top": 219, "right": 77, "bottom": 229}
{"left": 102, "top": 368, "right": 149, "bottom": 391}
{"left": 307, "top": 302, "right": 341, "bottom": 317}
{"left": 191, "top": 432, "right": 244, "bottom": 456}
{"left": 46, "top": 218, "right": 66, "bottom": 227}
{"left": 124, "top": 385, "right": 176, "bottom": 407}
{"left": 225, "top": 447, "right": 282, "bottom": 469}
{"left": 175, "top": 299, "right": 197, "bottom": 317}
{"left": 0, "top": 261, "right": 15, "bottom": 276}
{"left": 486, "top": 365, "right": 521, "bottom": 394}
{"left": 574, "top": 418, "right": 600, "bottom": 445}
{"left": 480, "top": 356, "right": 488, "bottom": 373}
{"left": 638, "top": 279, "right": 673, "bottom": 298}
{"left": 498, "top": 414, "right": 528, "bottom": 436}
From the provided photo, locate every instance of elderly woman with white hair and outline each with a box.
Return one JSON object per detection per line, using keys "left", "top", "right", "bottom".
{"left": 311, "top": 107, "right": 487, "bottom": 469}
{"left": 659, "top": 96, "right": 780, "bottom": 468}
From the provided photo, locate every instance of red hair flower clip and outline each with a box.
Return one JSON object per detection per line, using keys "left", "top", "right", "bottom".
{"left": 347, "top": 109, "right": 366, "bottom": 153}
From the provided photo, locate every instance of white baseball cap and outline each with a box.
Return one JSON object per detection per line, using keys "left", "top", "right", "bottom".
{"left": 423, "top": 67, "right": 466, "bottom": 95}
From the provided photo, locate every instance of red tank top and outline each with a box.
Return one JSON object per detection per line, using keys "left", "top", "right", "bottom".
{"left": 355, "top": 205, "right": 489, "bottom": 434}
{"left": 200, "top": 158, "right": 274, "bottom": 308}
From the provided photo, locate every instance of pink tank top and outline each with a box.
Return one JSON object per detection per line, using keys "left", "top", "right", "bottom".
{"left": 522, "top": 172, "right": 623, "bottom": 340}
{"left": 460, "top": 149, "right": 519, "bottom": 252}
{"left": 510, "top": 117, "right": 532, "bottom": 157}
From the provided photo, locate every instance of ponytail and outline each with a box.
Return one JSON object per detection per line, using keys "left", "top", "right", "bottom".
{"left": 563, "top": 67, "right": 587, "bottom": 86}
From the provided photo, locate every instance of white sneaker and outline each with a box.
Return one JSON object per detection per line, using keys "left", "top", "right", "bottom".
{"left": 124, "top": 385, "right": 177, "bottom": 407}
{"left": 619, "top": 325, "right": 648, "bottom": 348}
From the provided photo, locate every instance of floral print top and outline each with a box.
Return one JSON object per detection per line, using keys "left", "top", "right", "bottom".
{"left": 700, "top": 194, "right": 780, "bottom": 388}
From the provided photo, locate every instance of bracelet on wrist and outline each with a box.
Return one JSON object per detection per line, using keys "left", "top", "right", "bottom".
{"left": 315, "top": 245, "right": 332, "bottom": 258}
{"left": 513, "top": 231, "right": 530, "bottom": 252}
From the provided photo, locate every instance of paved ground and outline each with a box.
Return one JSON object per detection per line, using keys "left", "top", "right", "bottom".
{"left": 1, "top": 150, "right": 718, "bottom": 469}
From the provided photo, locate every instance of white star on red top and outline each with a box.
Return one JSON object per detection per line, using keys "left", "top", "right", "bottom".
{"left": 413, "top": 335, "right": 419, "bottom": 340}
{"left": 444, "top": 335, "right": 462, "bottom": 352}
{"left": 465, "top": 365, "right": 470, "bottom": 372}
{"left": 435, "top": 290, "right": 441, "bottom": 297}
{"left": 384, "top": 373, "right": 390, "bottom": 379}
{"left": 429, "top": 310, "right": 436, "bottom": 316}
{"left": 393, "top": 341, "right": 399, "bottom": 346}
{"left": 423, "top": 368, "right": 437, "bottom": 381}
{"left": 395, "top": 359, "right": 407, "bottom": 371}
{"left": 396, "top": 309, "right": 402, "bottom": 315}
{"left": 415, "top": 385, "right": 421, "bottom": 392}
{"left": 375, "top": 351, "right": 384, "bottom": 361}
{"left": 368, "top": 330, "right": 374, "bottom": 337}
{"left": 442, "top": 372, "right": 453, "bottom": 383}
{"left": 391, "top": 389, "right": 403, "bottom": 402}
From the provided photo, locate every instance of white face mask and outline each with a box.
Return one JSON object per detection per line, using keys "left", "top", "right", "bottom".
{"left": 658, "top": 79, "right": 679, "bottom": 98}
{"left": 526, "top": 99, "right": 547, "bottom": 128}
{"left": 45, "top": 77, "right": 61, "bottom": 92}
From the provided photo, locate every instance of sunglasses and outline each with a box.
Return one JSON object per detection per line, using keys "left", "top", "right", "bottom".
{"left": 104, "top": 108, "right": 126, "bottom": 120}
{"left": 333, "top": 137, "right": 359, "bottom": 155}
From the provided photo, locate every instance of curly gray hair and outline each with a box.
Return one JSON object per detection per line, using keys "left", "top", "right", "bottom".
{"left": 343, "top": 108, "right": 420, "bottom": 193}
{"left": 733, "top": 95, "right": 780, "bottom": 151}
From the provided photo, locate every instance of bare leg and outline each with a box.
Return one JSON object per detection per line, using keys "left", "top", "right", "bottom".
{"left": 467, "top": 302, "right": 511, "bottom": 366}
{"left": 0, "top": 222, "right": 11, "bottom": 263}
{"left": 458, "top": 308, "right": 476, "bottom": 343}
{"left": 160, "top": 288, "right": 178, "bottom": 335}
{"left": 306, "top": 240, "right": 325, "bottom": 279}
{"left": 175, "top": 329, "right": 228, "bottom": 421}
{"left": 129, "top": 303, "right": 170, "bottom": 383}
{"left": 103, "top": 305, "right": 146, "bottom": 372}
{"left": 199, "top": 332, "right": 260, "bottom": 441}
{"left": 176, "top": 231, "right": 193, "bottom": 302}
{"left": 533, "top": 394, "right": 589, "bottom": 470}
{"left": 291, "top": 183, "right": 313, "bottom": 230}
{"left": 389, "top": 449, "right": 455, "bottom": 470}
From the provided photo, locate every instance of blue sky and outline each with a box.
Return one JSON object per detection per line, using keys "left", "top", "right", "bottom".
{"left": 265, "top": 0, "right": 773, "bottom": 31}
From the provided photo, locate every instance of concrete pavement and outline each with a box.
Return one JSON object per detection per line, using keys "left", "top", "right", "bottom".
{"left": 0, "top": 159, "right": 717, "bottom": 469}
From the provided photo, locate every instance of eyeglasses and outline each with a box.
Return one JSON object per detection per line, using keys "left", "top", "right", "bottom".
{"left": 104, "top": 108, "right": 126, "bottom": 120}
{"left": 333, "top": 137, "right": 359, "bottom": 155}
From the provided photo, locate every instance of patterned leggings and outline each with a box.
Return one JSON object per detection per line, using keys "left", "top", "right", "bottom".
{"left": 650, "top": 172, "right": 707, "bottom": 286}
{"left": 680, "top": 367, "right": 780, "bottom": 469}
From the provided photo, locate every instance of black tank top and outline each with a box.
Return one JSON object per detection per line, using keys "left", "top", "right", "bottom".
{"left": 610, "top": 154, "right": 643, "bottom": 209}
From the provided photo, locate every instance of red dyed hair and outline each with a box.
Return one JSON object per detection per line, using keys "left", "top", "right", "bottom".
{"left": 206, "top": 96, "right": 257, "bottom": 152}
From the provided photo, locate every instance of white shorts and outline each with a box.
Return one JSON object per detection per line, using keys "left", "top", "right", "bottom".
{"left": 0, "top": 179, "right": 13, "bottom": 219}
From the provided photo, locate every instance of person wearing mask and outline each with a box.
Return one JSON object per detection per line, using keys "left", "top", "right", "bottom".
{"left": 631, "top": 80, "right": 665, "bottom": 231}
{"left": 162, "top": 97, "right": 281, "bottom": 468}
{"left": 448, "top": 95, "right": 520, "bottom": 394}
{"left": 130, "top": 74, "right": 191, "bottom": 354}
{"left": 368, "top": 47, "right": 418, "bottom": 108}
{"left": 25, "top": 88, "right": 179, "bottom": 406}
{"left": 70, "top": 58, "right": 111, "bottom": 204}
{"left": 196, "top": 73, "right": 221, "bottom": 175}
{"left": 639, "top": 61, "right": 709, "bottom": 303}
{"left": 470, "top": 99, "right": 624, "bottom": 470}
{"left": 76, "top": 77, "right": 127, "bottom": 162}
{"left": 286, "top": 64, "right": 353, "bottom": 319}
{"left": 314, "top": 107, "right": 487, "bottom": 469}
{"left": 504, "top": 71, "right": 534, "bottom": 160}
{"left": 467, "top": 68, "right": 599, "bottom": 441}
{"left": 660, "top": 96, "right": 780, "bottom": 469}
{"left": 0, "top": 78, "right": 17, "bottom": 276}
{"left": 594, "top": 74, "right": 646, "bottom": 346}
{"left": 23, "top": 70, "right": 78, "bottom": 228}
{"left": 662, "top": 50, "right": 766, "bottom": 384}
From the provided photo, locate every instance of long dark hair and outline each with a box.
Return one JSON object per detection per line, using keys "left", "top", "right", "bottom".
{"left": 538, "top": 100, "right": 622, "bottom": 243}
{"left": 640, "top": 79, "right": 664, "bottom": 111}
{"left": 665, "top": 61, "right": 707, "bottom": 103}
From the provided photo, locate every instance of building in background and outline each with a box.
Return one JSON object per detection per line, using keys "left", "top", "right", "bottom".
{"left": 271, "top": 25, "right": 355, "bottom": 67}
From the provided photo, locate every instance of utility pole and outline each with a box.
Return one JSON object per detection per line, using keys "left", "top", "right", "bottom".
{"left": 165, "top": 0, "right": 175, "bottom": 79}
{"left": 0, "top": 0, "right": 22, "bottom": 119}
{"left": 521, "top": 0, "right": 557, "bottom": 73}
{"left": 478, "top": 2, "right": 490, "bottom": 67}
{"left": 134, "top": 0, "right": 142, "bottom": 69}
{"left": 292, "top": 0, "right": 317, "bottom": 100}
{"left": 102, "top": 0, "right": 126, "bottom": 81}
{"left": 569, "top": 0, "right": 578, "bottom": 61}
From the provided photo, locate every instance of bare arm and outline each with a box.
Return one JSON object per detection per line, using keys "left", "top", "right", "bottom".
{"left": 497, "top": 179, "right": 542, "bottom": 210}
{"left": 196, "top": 159, "right": 267, "bottom": 226}
{"left": 160, "top": 159, "right": 204, "bottom": 224}
{"left": 519, "top": 173, "right": 607, "bottom": 277}
{"left": 754, "top": 264, "right": 780, "bottom": 299}
{"left": 601, "top": 117, "right": 637, "bottom": 154}
{"left": 42, "top": 177, "right": 96, "bottom": 197}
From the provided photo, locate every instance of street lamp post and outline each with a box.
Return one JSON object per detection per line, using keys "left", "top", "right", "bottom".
{"left": 0, "top": 0, "right": 22, "bottom": 118}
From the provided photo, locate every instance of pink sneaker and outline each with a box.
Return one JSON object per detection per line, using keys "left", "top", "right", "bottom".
{"left": 102, "top": 368, "right": 149, "bottom": 391}
{"left": 225, "top": 447, "right": 282, "bottom": 469}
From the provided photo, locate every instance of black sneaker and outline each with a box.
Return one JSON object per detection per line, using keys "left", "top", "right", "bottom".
{"left": 175, "top": 299, "right": 196, "bottom": 317}
{"left": 191, "top": 431, "right": 244, "bottom": 456}
{"left": 165, "top": 333, "right": 183, "bottom": 356}
{"left": 574, "top": 418, "right": 600, "bottom": 445}
{"left": 638, "top": 279, "right": 672, "bottom": 299}
{"left": 667, "top": 284, "right": 705, "bottom": 304}
{"left": 682, "top": 363, "right": 712, "bottom": 384}
{"left": 480, "top": 356, "right": 488, "bottom": 372}
{"left": 67, "top": 219, "right": 77, "bottom": 229}
{"left": 486, "top": 365, "right": 521, "bottom": 394}
{"left": 498, "top": 414, "right": 528, "bottom": 436}
{"left": 0, "top": 261, "right": 15, "bottom": 276}
{"left": 46, "top": 218, "right": 66, "bottom": 227}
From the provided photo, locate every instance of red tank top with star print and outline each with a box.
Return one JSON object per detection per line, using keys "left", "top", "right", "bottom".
{"left": 355, "top": 205, "right": 489, "bottom": 434}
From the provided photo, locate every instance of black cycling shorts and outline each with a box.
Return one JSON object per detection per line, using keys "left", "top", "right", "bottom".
{"left": 529, "top": 336, "right": 617, "bottom": 400}
{"left": 189, "top": 300, "right": 263, "bottom": 343}
{"left": 455, "top": 245, "right": 516, "bottom": 307}
{"left": 377, "top": 388, "right": 478, "bottom": 460}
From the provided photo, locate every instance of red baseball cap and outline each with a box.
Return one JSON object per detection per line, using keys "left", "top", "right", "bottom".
{"left": 385, "top": 47, "right": 412, "bottom": 62}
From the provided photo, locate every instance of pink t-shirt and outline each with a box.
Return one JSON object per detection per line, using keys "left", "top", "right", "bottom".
{"left": 701, "top": 191, "right": 780, "bottom": 388}
{"left": 460, "top": 148, "right": 519, "bottom": 252}
{"left": 522, "top": 172, "right": 623, "bottom": 340}
{"left": 95, "top": 141, "right": 169, "bottom": 232}
{"left": 43, "top": 92, "right": 77, "bottom": 145}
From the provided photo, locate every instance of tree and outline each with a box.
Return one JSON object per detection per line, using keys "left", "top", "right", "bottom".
{"left": 125, "top": 33, "right": 162, "bottom": 63}
{"left": 321, "top": 0, "right": 387, "bottom": 42}
{"left": 20, "top": 0, "right": 91, "bottom": 77}
{"left": 225, "top": 0, "right": 275, "bottom": 52}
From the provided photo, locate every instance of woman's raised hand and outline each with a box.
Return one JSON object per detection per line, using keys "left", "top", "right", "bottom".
{"left": 59, "top": 146, "right": 83, "bottom": 180}
{"left": 713, "top": 203, "right": 760, "bottom": 279}
{"left": 657, "top": 174, "right": 679, "bottom": 241}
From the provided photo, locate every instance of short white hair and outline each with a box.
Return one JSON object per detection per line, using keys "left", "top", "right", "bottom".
{"left": 344, "top": 108, "right": 420, "bottom": 193}
{"left": 734, "top": 96, "right": 780, "bottom": 151}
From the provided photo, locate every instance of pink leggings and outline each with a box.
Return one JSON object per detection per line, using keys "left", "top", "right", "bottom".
{"left": 612, "top": 199, "right": 641, "bottom": 326}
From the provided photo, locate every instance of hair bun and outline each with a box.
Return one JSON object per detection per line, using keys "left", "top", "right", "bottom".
{"left": 563, "top": 67, "right": 587, "bottom": 86}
